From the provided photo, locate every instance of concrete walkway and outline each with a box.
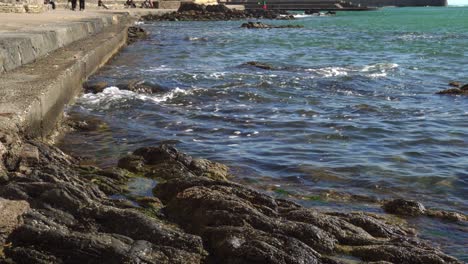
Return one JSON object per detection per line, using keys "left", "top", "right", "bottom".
{"left": 0, "top": 9, "right": 172, "bottom": 74}
{"left": 0, "top": 9, "right": 172, "bottom": 138}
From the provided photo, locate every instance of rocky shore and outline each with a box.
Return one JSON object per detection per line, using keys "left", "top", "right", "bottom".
{"left": 0, "top": 127, "right": 465, "bottom": 263}
{"left": 0, "top": 12, "right": 466, "bottom": 264}
{"left": 142, "top": 3, "right": 294, "bottom": 21}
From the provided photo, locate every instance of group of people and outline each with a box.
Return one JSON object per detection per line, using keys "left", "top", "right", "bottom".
{"left": 44, "top": 0, "right": 153, "bottom": 11}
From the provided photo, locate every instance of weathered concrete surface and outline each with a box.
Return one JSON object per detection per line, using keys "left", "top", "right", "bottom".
{"left": 0, "top": 11, "right": 126, "bottom": 74}
{"left": 0, "top": 12, "right": 133, "bottom": 138}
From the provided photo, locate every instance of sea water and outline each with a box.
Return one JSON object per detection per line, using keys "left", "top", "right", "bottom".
{"left": 59, "top": 7, "right": 468, "bottom": 260}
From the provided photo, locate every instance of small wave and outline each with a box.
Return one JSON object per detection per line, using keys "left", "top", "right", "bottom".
{"left": 306, "top": 63, "right": 398, "bottom": 79}
{"left": 307, "top": 67, "right": 349, "bottom": 77}
{"left": 361, "top": 63, "right": 398, "bottom": 72}
{"left": 78, "top": 87, "right": 190, "bottom": 109}
{"left": 141, "top": 65, "right": 174, "bottom": 72}
{"left": 185, "top": 36, "right": 208, "bottom": 42}
{"left": 397, "top": 33, "right": 436, "bottom": 41}
{"left": 291, "top": 14, "right": 314, "bottom": 18}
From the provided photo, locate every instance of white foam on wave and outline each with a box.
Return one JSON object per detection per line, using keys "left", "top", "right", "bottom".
{"left": 291, "top": 14, "right": 314, "bottom": 18}
{"left": 307, "top": 67, "right": 349, "bottom": 77}
{"left": 307, "top": 63, "right": 399, "bottom": 79}
{"left": 78, "top": 86, "right": 190, "bottom": 110}
{"left": 141, "top": 65, "right": 174, "bottom": 72}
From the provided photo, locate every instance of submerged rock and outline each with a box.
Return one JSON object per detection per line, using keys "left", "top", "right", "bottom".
{"left": 244, "top": 61, "right": 274, "bottom": 70}
{"left": 448, "top": 81, "right": 461, "bottom": 87}
{"left": 241, "top": 21, "right": 304, "bottom": 29}
{"left": 436, "top": 82, "right": 468, "bottom": 95}
{"left": 118, "top": 79, "right": 168, "bottom": 94}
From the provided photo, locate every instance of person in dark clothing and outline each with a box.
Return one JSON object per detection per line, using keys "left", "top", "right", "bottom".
{"left": 70, "top": 0, "right": 77, "bottom": 10}
{"left": 79, "top": 0, "right": 85, "bottom": 10}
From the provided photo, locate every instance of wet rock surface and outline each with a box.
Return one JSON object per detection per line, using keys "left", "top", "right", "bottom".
{"left": 83, "top": 80, "right": 108, "bottom": 94}
{"left": 243, "top": 61, "right": 275, "bottom": 70}
{"left": 142, "top": 3, "right": 293, "bottom": 21}
{"left": 383, "top": 198, "right": 467, "bottom": 222}
{"left": 127, "top": 26, "right": 148, "bottom": 45}
{"left": 0, "top": 132, "right": 464, "bottom": 263}
{"left": 0, "top": 133, "right": 205, "bottom": 263}
{"left": 436, "top": 82, "right": 468, "bottom": 95}
{"left": 241, "top": 21, "right": 303, "bottom": 29}
{"left": 153, "top": 176, "right": 462, "bottom": 264}
{"left": 383, "top": 199, "right": 427, "bottom": 216}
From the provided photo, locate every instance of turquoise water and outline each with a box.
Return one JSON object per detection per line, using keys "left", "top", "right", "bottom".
{"left": 61, "top": 7, "right": 468, "bottom": 259}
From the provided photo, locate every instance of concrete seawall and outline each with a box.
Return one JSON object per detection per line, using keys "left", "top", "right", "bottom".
{"left": 0, "top": 11, "right": 139, "bottom": 138}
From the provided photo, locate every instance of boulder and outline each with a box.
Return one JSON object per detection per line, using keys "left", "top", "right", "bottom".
{"left": 118, "top": 145, "right": 230, "bottom": 181}
{"left": 127, "top": 26, "right": 148, "bottom": 44}
{"left": 83, "top": 80, "right": 108, "bottom": 94}
{"left": 382, "top": 199, "right": 426, "bottom": 216}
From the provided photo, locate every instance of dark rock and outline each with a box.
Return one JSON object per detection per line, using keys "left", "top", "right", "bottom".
{"left": 0, "top": 137, "right": 463, "bottom": 264}
{"left": 436, "top": 83, "right": 468, "bottom": 95}
{"left": 127, "top": 26, "right": 148, "bottom": 45}
{"left": 67, "top": 113, "right": 109, "bottom": 132}
{"left": 448, "top": 81, "right": 461, "bottom": 87}
{"left": 142, "top": 4, "right": 291, "bottom": 22}
{"left": 117, "top": 154, "right": 146, "bottom": 173}
{"left": 436, "top": 88, "right": 468, "bottom": 95}
{"left": 350, "top": 243, "right": 460, "bottom": 264}
{"left": 120, "top": 144, "right": 229, "bottom": 181}
{"left": 205, "top": 4, "right": 230, "bottom": 13}
{"left": 241, "top": 21, "right": 303, "bottom": 29}
{"left": 382, "top": 199, "right": 426, "bottom": 216}
{"left": 117, "top": 79, "right": 168, "bottom": 94}
{"left": 426, "top": 209, "right": 467, "bottom": 222}
{"left": 278, "top": 14, "right": 295, "bottom": 20}
{"left": 83, "top": 80, "right": 108, "bottom": 94}
{"left": 152, "top": 176, "right": 461, "bottom": 263}
{"left": 178, "top": 2, "right": 206, "bottom": 12}
{"left": 244, "top": 61, "right": 274, "bottom": 70}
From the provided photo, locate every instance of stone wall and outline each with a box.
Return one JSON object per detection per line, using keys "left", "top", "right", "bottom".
{"left": 0, "top": 0, "right": 46, "bottom": 13}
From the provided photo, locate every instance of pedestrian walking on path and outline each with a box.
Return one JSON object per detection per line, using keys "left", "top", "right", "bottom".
{"left": 79, "top": 0, "right": 85, "bottom": 10}
{"left": 70, "top": 0, "right": 77, "bottom": 10}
